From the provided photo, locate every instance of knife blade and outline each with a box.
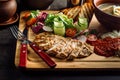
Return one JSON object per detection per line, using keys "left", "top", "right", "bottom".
{"left": 19, "top": 27, "right": 28, "bottom": 68}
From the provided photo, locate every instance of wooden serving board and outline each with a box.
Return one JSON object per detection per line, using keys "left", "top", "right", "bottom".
{"left": 15, "top": 11, "right": 120, "bottom": 69}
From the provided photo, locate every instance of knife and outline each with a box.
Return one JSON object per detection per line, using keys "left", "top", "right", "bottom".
{"left": 19, "top": 27, "right": 28, "bottom": 68}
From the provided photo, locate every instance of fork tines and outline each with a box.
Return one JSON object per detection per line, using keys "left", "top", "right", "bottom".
{"left": 10, "top": 25, "right": 25, "bottom": 40}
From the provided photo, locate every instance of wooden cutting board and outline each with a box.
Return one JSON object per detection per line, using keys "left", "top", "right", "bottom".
{"left": 15, "top": 11, "right": 120, "bottom": 69}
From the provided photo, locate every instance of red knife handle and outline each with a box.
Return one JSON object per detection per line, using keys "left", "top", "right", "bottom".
{"left": 29, "top": 42, "right": 56, "bottom": 68}
{"left": 19, "top": 43, "right": 27, "bottom": 68}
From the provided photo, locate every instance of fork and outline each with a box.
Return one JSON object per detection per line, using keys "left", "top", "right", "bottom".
{"left": 10, "top": 25, "right": 56, "bottom": 68}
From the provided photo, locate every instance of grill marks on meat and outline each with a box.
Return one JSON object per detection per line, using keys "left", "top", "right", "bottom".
{"left": 34, "top": 32, "right": 94, "bottom": 60}
{"left": 67, "top": 43, "right": 94, "bottom": 60}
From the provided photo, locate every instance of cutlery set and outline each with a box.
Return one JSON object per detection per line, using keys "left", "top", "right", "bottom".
{"left": 10, "top": 25, "right": 56, "bottom": 68}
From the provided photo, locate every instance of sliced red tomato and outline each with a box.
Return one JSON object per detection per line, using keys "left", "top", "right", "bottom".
{"left": 86, "top": 34, "right": 97, "bottom": 44}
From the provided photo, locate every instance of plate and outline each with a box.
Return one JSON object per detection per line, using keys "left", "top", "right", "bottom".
{"left": 0, "top": 13, "right": 19, "bottom": 26}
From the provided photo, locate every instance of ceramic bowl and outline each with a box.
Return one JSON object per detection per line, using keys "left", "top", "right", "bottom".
{"left": 93, "top": 0, "right": 120, "bottom": 30}
{"left": 0, "top": 0, "right": 17, "bottom": 23}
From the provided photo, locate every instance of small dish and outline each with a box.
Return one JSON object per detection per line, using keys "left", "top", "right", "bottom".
{"left": 0, "top": 13, "right": 19, "bottom": 26}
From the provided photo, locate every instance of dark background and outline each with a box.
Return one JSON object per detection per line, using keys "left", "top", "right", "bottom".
{"left": 0, "top": 0, "right": 120, "bottom": 80}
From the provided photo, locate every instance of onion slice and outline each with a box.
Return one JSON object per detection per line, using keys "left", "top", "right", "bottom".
{"left": 43, "top": 26, "right": 53, "bottom": 32}
{"left": 76, "top": 35, "right": 87, "bottom": 43}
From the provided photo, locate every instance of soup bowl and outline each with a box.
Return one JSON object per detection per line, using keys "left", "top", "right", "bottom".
{"left": 93, "top": 0, "right": 120, "bottom": 30}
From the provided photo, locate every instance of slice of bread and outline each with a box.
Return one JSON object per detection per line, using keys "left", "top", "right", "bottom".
{"left": 61, "top": 6, "right": 81, "bottom": 19}
{"left": 61, "top": 2, "right": 94, "bottom": 23}
{"left": 77, "top": 2, "right": 94, "bottom": 23}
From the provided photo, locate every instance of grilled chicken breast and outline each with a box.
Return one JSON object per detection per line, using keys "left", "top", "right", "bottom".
{"left": 34, "top": 32, "right": 94, "bottom": 60}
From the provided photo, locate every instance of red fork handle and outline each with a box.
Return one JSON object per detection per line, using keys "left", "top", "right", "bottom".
{"left": 19, "top": 43, "right": 27, "bottom": 68}
{"left": 29, "top": 42, "right": 56, "bottom": 68}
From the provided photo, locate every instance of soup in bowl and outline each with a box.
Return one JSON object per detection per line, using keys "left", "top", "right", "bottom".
{"left": 93, "top": 0, "right": 120, "bottom": 30}
{"left": 98, "top": 3, "right": 120, "bottom": 17}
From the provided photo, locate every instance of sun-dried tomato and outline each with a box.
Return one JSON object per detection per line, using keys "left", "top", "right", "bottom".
{"left": 87, "top": 37, "right": 120, "bottom": 57}
{"left": 94, "top": 46, "right": 114, "bottom": 57}
{"left": 65, "top": 28, "right": 77, "bottom": 37}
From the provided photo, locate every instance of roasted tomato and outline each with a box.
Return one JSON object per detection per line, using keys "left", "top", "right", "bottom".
{"left": 65, "top": 28, "right": 77, "bottom": 37}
